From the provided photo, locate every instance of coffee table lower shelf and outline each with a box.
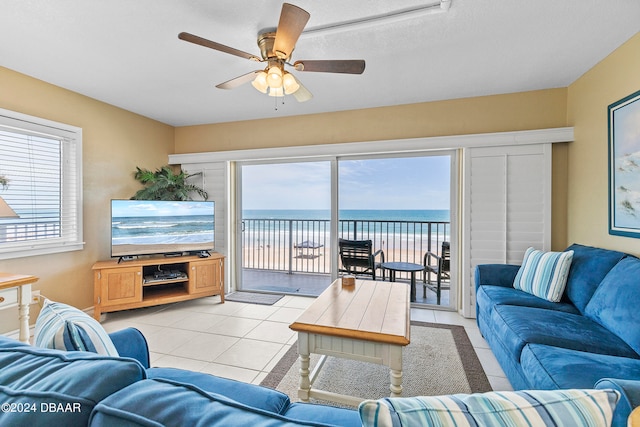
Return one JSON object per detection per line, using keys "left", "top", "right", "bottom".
{"left": 297, "top": 331, "right": 404, "bottom": 407}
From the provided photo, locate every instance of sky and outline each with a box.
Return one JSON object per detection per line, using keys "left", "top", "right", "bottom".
{"left": 241, "top": 155, "right": 451, "bottom": 210}
{"left": 111, "top": 200, "right": 214, "bottom": 217}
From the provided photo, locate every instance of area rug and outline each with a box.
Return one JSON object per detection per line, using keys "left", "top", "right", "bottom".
{"left": 224, "top": 292, "right": 284, "bottom": 305}
{"left": 261, "top": 321, "right": 491, "bottom": 406}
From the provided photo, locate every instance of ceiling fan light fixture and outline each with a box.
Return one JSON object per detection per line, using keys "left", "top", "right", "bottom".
{"left": 267, "top": 66, "right": 283, "bottom": 89}
{"left": 268, "top": 86, "right": 284, "bottom": 97}
{"left": 283, "top": 72, "right": 300, "bottom": 95}
{"left": 251, "top": 70, "right": 268, "bottom": 93}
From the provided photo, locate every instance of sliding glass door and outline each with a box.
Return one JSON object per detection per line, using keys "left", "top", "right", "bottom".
{"left": 237, "top": 152, "right": 455, "bottom": 308}
{"left": 338, "top": 155, "right": 453, "bottom": 307}
{"left": 238, "top": 161, "right": 332, "bottom": 295}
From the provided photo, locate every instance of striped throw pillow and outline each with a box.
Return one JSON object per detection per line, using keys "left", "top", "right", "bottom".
{"left": 513, "top": 247, "right": 574, "bottom": 302}
{"left": 35, "top": 298, "right": 119, "bottom": 356}
{"left": 359, "top": 389, "right": 619, "bottom": 427}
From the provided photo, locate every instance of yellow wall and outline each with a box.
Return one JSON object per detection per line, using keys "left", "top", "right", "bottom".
{"left": 566, "top": 32, "right": 640, "bottom": 255}
{"left": 175, "top": 89, "right": 567, "bottom": 152}
{"left": 0, "top": 67, "right": 174, "bottom": 332}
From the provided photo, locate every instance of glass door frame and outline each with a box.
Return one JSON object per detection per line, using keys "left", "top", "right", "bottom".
{"left": 234, "top": 150, "right": 458, "bottom": 309}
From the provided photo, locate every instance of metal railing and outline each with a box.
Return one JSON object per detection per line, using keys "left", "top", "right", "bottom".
{"left": 242, "top": 218, "right": 450, "bottom": 279}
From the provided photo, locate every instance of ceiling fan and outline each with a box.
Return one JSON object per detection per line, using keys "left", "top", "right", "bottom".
{"left": 178, "top": 3, "right": 366, "bottom": 102}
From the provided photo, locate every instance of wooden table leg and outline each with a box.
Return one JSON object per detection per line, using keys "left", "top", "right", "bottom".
{"left": 389, "top": 345, "right": 403, "bottom": 397}
{"left": 297, "top": 333, "right": 311, "bottom": 402}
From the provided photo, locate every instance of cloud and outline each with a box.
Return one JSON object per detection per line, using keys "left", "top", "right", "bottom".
{"left": 241, "top": 156, "right": 451, "bottom": 210}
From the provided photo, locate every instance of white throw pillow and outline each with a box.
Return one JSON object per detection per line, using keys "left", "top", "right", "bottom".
{"left": 35, "top": 298, "right": 119, "bottom": 356}
{"left": 513, "top": 247, "right": 574, "bottom": 302}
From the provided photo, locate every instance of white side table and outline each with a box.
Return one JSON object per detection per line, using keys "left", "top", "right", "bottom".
{"left": 0, "top": 273, "right": 39, "bottom": 343}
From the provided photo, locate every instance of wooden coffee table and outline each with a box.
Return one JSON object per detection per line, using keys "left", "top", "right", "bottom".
{"left": 289, "top": 278, "right": 410, "bottom": 406}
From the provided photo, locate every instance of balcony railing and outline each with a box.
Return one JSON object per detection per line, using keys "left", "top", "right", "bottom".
{"left": 242, "top": 218, "right": 450, "bottom": 279}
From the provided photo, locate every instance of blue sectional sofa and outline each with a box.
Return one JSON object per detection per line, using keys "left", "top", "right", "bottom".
{"left": 0, "top": 328, "right": 361, "bottom": 427}
{"left": 476, "top": 243, "right": 640, "bottom": 427}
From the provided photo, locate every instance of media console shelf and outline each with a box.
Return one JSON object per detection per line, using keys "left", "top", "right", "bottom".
{"left": 92, "top": 253, "right": 224, "bottom": 321}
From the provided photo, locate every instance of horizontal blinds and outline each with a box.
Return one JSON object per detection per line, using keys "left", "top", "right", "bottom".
{"left": 0, "top": 125, "right": 80, "bottom": 251}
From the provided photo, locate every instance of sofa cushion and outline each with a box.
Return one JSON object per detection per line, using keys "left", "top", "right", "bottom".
{"left": 34, "top": 297, "right": 118, "bottom": 356}
{"left": 585, "top": 256, "right": 640, "bottom": 355}
{"left": 596, "top": 378, "right": 640, "bottom": 427}
{"left": 359, "top": 389, "right": 619, "bottom": 427}
{"left": 285, "top": 403, "right": 362, "bottom": 427}
{"left": 513, "top": 247, "right": 574, "bottom": 302}
{"left": 521, "top": 344, "right": 640, "bottom": 390}
{"left": 147, "top": 367, "right": 291, "bottom": 415}
{"left": 563, "top": 244, "right": 626, "bottom": 313}
{"left": 0, "top": 335, "right": 145, "bottom": 427}
{"left": 477, "top": 285, "right": 580, "bottom": 317}
{"left": 491, "top": 305, "right": 639, "bottom": 363}
{"left": 89, "top": 378, "right": 358, "bottom": 427}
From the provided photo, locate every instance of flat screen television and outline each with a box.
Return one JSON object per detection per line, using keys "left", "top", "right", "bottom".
{"left": 111, "top": 200, "right": 215, "bottom": 258}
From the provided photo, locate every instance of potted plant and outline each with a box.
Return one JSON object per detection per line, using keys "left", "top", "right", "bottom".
{"left": 131, "top": 166, "right": 208, "bottom": 201}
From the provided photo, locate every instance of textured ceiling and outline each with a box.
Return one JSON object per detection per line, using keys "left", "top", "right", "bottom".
{"left": 1, "top": 1, "right": 639, "bottom": 126}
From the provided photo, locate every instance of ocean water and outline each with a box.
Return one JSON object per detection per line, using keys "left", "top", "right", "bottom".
{"left": 112, "top": 215, "right": 214, "bottom": 245}
{"left": 242, "top": 209, "right": 450, "bottom": 247}
{"left": 243, "top": 209, "right": 450, "bottom": 222}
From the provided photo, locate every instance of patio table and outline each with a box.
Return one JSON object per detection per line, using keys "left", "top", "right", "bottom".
{"left": 381, "top": 261, "right": 424, "bottom": 302}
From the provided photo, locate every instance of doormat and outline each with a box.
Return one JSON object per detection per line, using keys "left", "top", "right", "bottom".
{"left": 225, "top": 292, "right": 284, "bottom": 305}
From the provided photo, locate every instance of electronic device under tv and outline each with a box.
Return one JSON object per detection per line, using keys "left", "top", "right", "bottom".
{"left": 111, "top": 199, "right": 214, "bottom": 259}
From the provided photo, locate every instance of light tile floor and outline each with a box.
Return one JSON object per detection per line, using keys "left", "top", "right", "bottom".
{"left": 100, "top": 294, "right": 513, "bottom": 391}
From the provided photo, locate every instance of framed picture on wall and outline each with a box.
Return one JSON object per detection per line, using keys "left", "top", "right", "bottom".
{"left": 609, "top": 88, "right": 640, "bottom": 238}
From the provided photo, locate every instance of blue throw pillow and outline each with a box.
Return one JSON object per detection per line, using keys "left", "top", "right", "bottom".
{"left": 585, "top": 256, "right": 640, "bottom": 355}
{"left": 35, "top": 298, "right": 119, "bottom": 356}
{"left": 562, "top": 244, "right": 625, "bottom": 313}
{"left": 359, "top": 389, "right": 619, "bottom": 427}
{"left": 513, "top": 247, "right": 574, "bottom": 302}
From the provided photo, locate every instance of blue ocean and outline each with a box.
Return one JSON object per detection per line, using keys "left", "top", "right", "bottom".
{"left": 241, "top": 209, "right": 450, "bottom": 247}
{"left": 112, "top": 215, "right": 214, "bottom": 245}
{"left": 243, "top": 209, "right": 450, "bottom": 222}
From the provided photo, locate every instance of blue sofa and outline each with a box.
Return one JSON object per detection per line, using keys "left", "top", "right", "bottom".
{"left": 0, "top": 328, "right": 360, "bottom": 427}
{"left": 476, "top": 243, "right": 640, "bottom": 427}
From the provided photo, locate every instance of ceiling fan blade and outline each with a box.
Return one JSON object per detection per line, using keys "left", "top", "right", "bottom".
{"left": 179, "top": 32, "right": 260, "bottom": 62}
{"left": 273, "top": 3, "right": 310, "bottom": 59}
{"left": 293, "top": 59, "right": 365, "bottom": 74}
{"left": 292, "top": 81, "right": 313, "bottom": 103}
{"left": 215, "top": 70, "right": 262, "bottom": 90}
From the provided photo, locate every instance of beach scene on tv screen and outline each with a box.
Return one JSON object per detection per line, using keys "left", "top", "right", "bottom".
{"left": 112, "top": 200, "right": 214, "bottom": 256}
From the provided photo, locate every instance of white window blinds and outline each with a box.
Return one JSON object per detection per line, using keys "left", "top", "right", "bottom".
{"left": 0, "top": 109, "right": 83, "bottom": 259}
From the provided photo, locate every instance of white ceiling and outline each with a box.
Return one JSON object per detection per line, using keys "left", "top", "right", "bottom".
{"left": 2, "top": 1, "right": 639, "bottom": 127}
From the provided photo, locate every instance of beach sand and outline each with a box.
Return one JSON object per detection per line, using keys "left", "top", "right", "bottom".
{"left": 242, "top": 242, "right": 445, "bottom": 278}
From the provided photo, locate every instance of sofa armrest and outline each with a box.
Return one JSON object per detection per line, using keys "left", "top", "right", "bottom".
{"left": 109, "top": 327, "right": 150, "bottom": 369}
{"left": 474, "top": 264, "right": 521, "bottom": 290}
{"left": 596, "top": 378, "right": 640, "bottom": 427}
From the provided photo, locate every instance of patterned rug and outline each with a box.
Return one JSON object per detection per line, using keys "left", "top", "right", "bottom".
{"left": 224, "top": 292, "right": 284, "bottom": 305}
{"left": 261, "top": 321, "right": 491, "bottom": 407}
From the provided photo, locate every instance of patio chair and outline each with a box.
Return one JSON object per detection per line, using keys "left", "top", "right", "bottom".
{"left": 338, "top": 238, "right": 385, "bottom": 280}
{"left": 423, "top": 241, "right": 450, "bottom": 304}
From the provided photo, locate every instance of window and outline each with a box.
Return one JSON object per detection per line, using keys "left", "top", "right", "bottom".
{"left": 0, "top": 108, "right": 83, "bottom": 259}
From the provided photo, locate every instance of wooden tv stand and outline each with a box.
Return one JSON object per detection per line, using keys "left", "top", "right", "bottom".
{"left": 92, "top": 253, "right": 224, "bottom": 321}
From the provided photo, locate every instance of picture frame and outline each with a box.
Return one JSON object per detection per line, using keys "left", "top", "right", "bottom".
{"left": 609, "top": 88, "right": 640, "bottom": 238}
